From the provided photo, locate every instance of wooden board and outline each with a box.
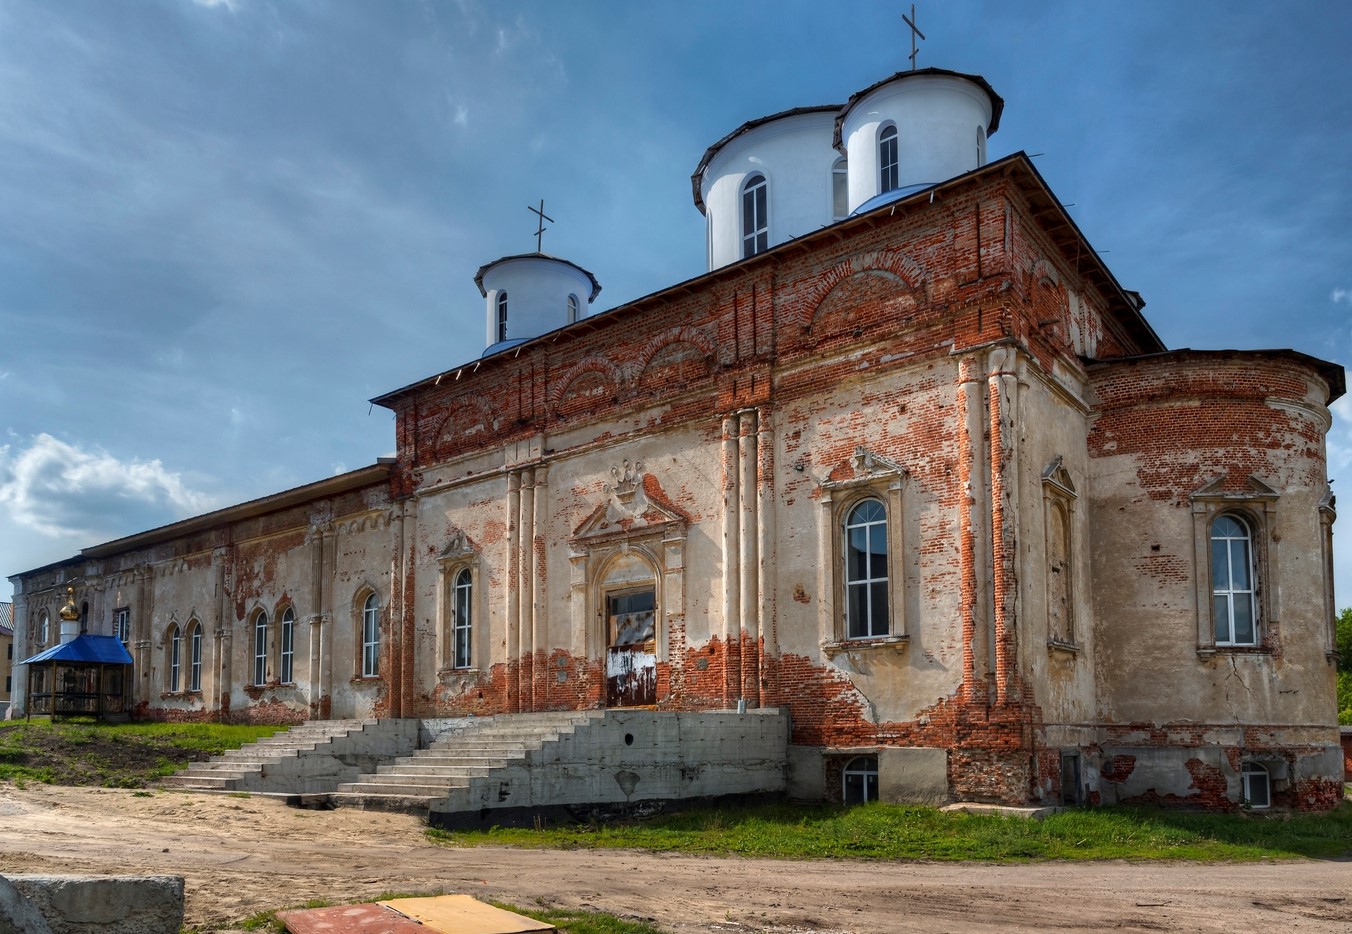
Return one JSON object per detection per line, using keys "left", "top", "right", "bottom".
{"left": 380, "top": 895, "right": 555, "bottom": 934}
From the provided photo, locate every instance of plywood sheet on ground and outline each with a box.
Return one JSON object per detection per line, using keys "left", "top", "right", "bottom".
{"left": 278, "top": 902, "right": 429, "bottom": 933}
{"left": 380, "top": 895, "right": 554, "bottom": 933}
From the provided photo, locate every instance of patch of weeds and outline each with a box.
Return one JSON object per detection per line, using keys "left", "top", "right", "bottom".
{"left": 227, "top": 791, "right": 252, "bottom": 799}
{"left": 131, "top": 790, "right": 153, "bottom": 797}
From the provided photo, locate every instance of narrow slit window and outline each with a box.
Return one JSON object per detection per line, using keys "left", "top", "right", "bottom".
{"left": 253, "top": 611, "right": 269, "bottom": 686}
{"left": 362, "top": 593, "right": 380, "bottom": 678}
{"left": 453, "top": 568, "right": 472, "bottom": 669}
{"left": 741, "top": 173, "right": 768, "bottom": 258}
{"left": 280, "top": 607, "right": 295, "bottom": 684}
{"left": 496, "top": 291, "right": 508, "bottom": 343}
{"left": 189, "top": 623, "right": 202, "bottom": 693}
{"left": 879, "top": 124, "right": 899, "bottom": 194}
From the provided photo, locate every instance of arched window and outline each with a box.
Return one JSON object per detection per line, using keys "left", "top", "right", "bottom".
{"left": 1241, "top": 761, "right": 1270, "bottom": 809}
{"left": 879, "top": 124, "right": 899, "bottom": 194}
{"left": 188, "top": 621, "right": 203, "bottom": 692}
{"left": 361, "top": 593, "right": 379, "bottom": 678}
{"left": 844, "top": 498, "right": 890, "bottom": 639}
{"left": 976, "top": 125, "right": 987, "bottom": 166}
{"left": 831, "top": 157, "right": 849, "bottom": 222}
{"left": 741, "top": 173, "right": 768, "bottom": 258}
{"left": 453, "top": 568, "right": 473, "bottom": 669}
{"left": 567, "top": 293, "right": 580, "bottom": 324}
{"left": 843, "top": 755, "right": 879, "bottom": 805}
{"left": 167, "top": 624, "right": 182, "bottom": 693}
{"left": 496, "top": 291, "right": 508, "bottom": 342}
{"left": 279, "top": 607, "right": 295, "bottom": 684}
{"left": 252, "top": 610, "right": 269, "bottom": 686}
{"left": 1211, "top": 515, "right": 1257, "bottom": 645}
{"left": 38, "top": 610, "right": 50, "bottom": 646}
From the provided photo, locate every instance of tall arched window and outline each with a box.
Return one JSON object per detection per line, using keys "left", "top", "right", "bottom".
{"left": 188, "top": 621, "right": 203, "bottom": 692}
{"left": 741, "top": 173, "right": 768, "bottom": 258}
{"left": 280, "top": 607, "right": 295, "bottom": 684}
{"left": 38, "top": 611, "right": 50, "bottom": 646}
{"left": 361, "top": 593, "right": 380, "bottom": 678}
{"left": 167, "top": 624, "right": 182, "bottom": 693}
{"left": 253, "top": 610, "right": 269, "bottom": 686}
{"left": 831, "top": 157, "right": 849, "bottom": 221}
{"left": 879, "top": 124, "right": 899, "bottom": 194}
{"left": 845, "top": 498, "right": 890, "bottom": 638}
{"left": 976, "top": 125, "right": 987, "bottom": 166}
{"left": 496, "top": 291, "right": 508, "bottom": 342}
{"left": 453, "top": 568, "right": 473, "bottom": 669}
{"left": 1211, "top": 515, "right": 1257, "bottom": 645}
{"left": 567, "top": 293, "right": 580, "bottom": 324}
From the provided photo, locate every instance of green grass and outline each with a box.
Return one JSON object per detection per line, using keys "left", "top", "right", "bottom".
{"left": 426, "top": 799, "right": 1352, "bottom": 862}
{"left": 0, "top": 718, "right": 284, "bottom": 787}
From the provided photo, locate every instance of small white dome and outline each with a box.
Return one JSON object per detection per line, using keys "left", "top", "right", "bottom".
{"left": 475, "top": 253, "right": 601, "bottom": 357}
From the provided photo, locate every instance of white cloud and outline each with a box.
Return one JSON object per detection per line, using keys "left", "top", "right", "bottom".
{"left": 191, "top": 0, "right": 239, "bottom": 11}
{"left": 0, "top": 433, "right": 215, "bottom": 540}
{"left": 454, "top": 104, "right": 469, "bottom": 127}
{"left": 1332, "top": 288, "right": 1351, "bottom": 306}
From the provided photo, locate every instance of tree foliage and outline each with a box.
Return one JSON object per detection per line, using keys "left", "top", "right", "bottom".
{"left": 1337, "top": 608, "right": 1352, "bottom": 725}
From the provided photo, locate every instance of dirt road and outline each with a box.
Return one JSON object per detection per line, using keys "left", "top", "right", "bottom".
{"left": 0, "top": 784, "right": 1348, "bottom": 933}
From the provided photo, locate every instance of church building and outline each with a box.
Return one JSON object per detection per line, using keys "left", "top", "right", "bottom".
{"left": 8, "top": 60, "right": 1345, "bottom": 810}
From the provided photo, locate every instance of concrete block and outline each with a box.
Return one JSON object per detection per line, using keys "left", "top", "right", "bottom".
{"left": 786, "top": 746, "right": 825, "bottom": 800}
{"left": 0, "top": 874, "right": 54, "bottom": 934}
{"left": 879, "top": 747, "right": 949, "bottom": 805}
{"left": 6, "top": 875, "right": 184, "bottom": 934}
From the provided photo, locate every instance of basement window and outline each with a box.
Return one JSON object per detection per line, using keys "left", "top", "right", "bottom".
{"left": 842, "top": 756, "right": 879, "bottom": 805}
{"left": 1242, "top": 762, "right": 1271, "bottom": 809}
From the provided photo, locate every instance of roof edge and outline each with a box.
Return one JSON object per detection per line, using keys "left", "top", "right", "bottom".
{"left": 473, "top": 252, "right": 602, "bottom": 301}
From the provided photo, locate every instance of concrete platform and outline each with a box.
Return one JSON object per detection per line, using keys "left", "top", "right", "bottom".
{"left": 940, "top": 802, "right": 1062, "bottom": 819}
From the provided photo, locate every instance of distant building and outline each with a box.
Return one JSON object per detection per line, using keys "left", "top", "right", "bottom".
{"left": 7, "top": 63, "right": 1345, "bottom": 809}
{"left": 0, "top": 601, "right": 13, "bottom": 717}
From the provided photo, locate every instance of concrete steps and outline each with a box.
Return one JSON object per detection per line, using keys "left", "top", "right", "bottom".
{"left": 161, "top": 718, "right": 419, "bottom": 794}
{"left": 330, "top": 711, "right": 602, "bottom": 807}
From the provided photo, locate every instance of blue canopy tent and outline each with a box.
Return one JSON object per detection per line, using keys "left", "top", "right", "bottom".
{"left": 22, "top": 635, "right": 133, "bottom": 720}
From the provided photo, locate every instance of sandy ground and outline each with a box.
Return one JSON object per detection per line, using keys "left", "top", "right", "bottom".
{"left": 0, "top": 785, "right": 1349, "bottom": 933}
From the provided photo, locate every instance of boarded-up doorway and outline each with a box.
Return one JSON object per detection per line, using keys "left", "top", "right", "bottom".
{"left": 606, "top": 587, "right": 656, "bottom": 707}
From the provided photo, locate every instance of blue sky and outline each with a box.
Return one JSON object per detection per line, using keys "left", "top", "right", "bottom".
{"left": 1, "top": 0, "right": 1350, "bottom": 606}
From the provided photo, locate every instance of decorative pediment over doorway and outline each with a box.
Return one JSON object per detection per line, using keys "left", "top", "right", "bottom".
{"left": 571, "top": 460, "right": 690, "bottom": 546}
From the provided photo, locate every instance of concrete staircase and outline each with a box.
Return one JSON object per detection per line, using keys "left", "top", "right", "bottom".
{"left": 161, "top": 718, "right": 420, "bottom": 794}
{"left": 331, "top": 711, "right": 604, "bottom": 809}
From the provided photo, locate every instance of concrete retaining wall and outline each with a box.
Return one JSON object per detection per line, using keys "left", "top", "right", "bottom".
{"left": 427, "top": 710, "right": 787, "bottom": 823}
{"left": 245, "top": 719, "right": 421, "bottom": 793}
{"left": 2, "top": 874, "right": 183, "bottom": 934}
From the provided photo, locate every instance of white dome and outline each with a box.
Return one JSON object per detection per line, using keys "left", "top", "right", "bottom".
{"left": 836, "top": 70, "right": 1001, "bottom": 214}
{"left": 692, "top": 107, "right": 841, "bottom": 271}
{"left": 692, "top": 69, "right": 1002, "bottom": 271}
{"left": 476, "top": 253, "right": 601, "bottom": 357}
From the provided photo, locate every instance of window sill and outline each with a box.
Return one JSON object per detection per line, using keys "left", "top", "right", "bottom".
{"left": 349, "top": 676, "right": 381, "bottom": 685}
{"left": 1196, "top": 644, "right": 1271, "bottom": 658}
{"left": 822, "top": 635, "right": 908, "bottom": 657}
{"left": 1046, "top": 639, "right": 1080, "bottom": 655}
{"left": 438, "top": 667, "right": 480, "bottom": 677}
{"left": 158, "top": 691, "right": 203, "bottom": 700}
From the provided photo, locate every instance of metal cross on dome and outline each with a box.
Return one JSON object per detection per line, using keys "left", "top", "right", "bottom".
{"left": 903, "top": 4, "right": 925, "bottom": 71}
{"left": 528, "top": 199, "right": 554, "bottom": 253}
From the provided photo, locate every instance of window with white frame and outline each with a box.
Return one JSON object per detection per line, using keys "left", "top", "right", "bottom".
{"left": 567, "top": 293, "right": 580, "bottom": 324}
{"left": 113, "top": 607, "right": 130, "bottom": 645}
{"left": 1241, "top": 761, "right": 1270, "bottom": 809}
{"left": 188, "top": 621, "right": 203, "bottom": 693}
{"left": 1190, "top": 477, "right": 1279, "bottom": 653}
{"left": 819, "top": 448, "right": 908, "bottom": 649}
{"left": 496, "top": 291, "right": 508, "bottom": 343}
{"left": 844, "top": 498, "right": 890, "bottom": 639}
{"left": 279, "top": 607, "right": 295, "bottom": 684}
{"left": 1211, "top": 514, "right": 1257, "bottom": 646}
{"left": 38, "top": 610, "right": 50, "bottom": 646}
{"left": 831, "top": 157, "right": 849, "bottom": 221}
{"left": 842, "top": 755, "right": 879, "bottom": 804}
{"left": 452, "top": 568, "right": 472, "bottom": 669}
{"left": 879, "top": 124, "right": 899, "bottom": 194}
{"left": 361, "top": 593, "right": 379, "bottom": 678}
{"left": 253, "top": 610, "right": 269, "bottom": 686}
{"left": 741, "top": 173, "right": 768, "bottom": 258}
{"left": 976, "top": 125, "right": 987, "bottom": 166}
{"left": 167, "top": 624, "right": 181, "bottom": 693}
